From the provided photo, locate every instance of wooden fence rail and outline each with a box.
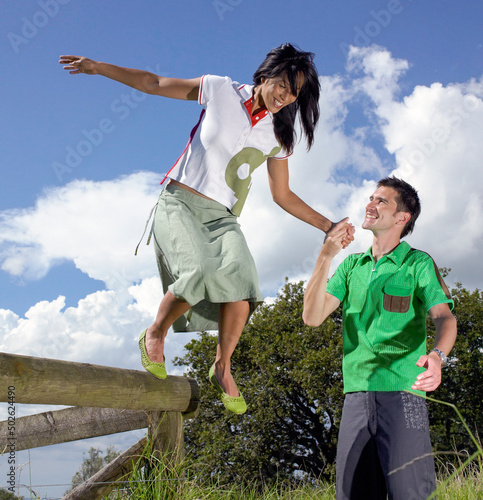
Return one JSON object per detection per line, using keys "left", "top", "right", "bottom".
{"left": 0, "top": 352, "right": 199, "bottom": 412}
{"left": 0, "top": 352, "right": 200, "bottom": 500}
{"left": 63, "top": 438, "right": 148, "bottom": 500}
{"left": 0, "top": 407, "right": 148, "bottom": 451}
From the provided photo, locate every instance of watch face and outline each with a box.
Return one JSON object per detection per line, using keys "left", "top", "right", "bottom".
{"left": 433, "top": 348, "right": 447, "bottom": 366}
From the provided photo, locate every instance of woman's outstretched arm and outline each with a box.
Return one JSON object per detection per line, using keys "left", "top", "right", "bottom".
{"left": 59, "top": 55, "right": 200, "bottom": 100}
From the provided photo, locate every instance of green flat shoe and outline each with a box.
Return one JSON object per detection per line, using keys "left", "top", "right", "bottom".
{"left": 139, "top": 329, "right": 167, "bottom": 379}
{"left": 209, "top": 364, "right": 247, "bottom": 414}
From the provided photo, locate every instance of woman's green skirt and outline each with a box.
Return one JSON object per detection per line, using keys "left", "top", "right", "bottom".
{"left": 152, "top": 183, "right": 263, "bottom": 332}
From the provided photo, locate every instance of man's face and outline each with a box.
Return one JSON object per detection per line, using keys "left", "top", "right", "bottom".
{"left": 362, "top": 186, "right": 405, "bottom": 234}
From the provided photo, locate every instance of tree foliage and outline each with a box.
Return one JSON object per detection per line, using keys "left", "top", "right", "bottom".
{"left": 0, "top": 489, "right": 21, "bottom": 500}
{"left": 427, "top": 283, "right": 483, "bottom": 456}
{"left": 176, "top": 278, "right": 483, "bottom": 485}
{"left": 67, "top": 446, "right": 120, "bottom": 492}
{"left": 175, "top": 280, "right": 344, "bottom": 485}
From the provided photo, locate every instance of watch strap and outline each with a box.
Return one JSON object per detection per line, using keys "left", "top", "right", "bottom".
{"left": 431, "top": 348, "right": 448, "bottom": 367}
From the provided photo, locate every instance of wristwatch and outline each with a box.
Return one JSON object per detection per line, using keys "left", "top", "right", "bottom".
{"left": 431, "top": 348, "right": 448, "bottom": 367}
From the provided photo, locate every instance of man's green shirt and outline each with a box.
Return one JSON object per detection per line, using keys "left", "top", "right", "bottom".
{"left": 327, "top": 241, "right": 453, "bottom": 395}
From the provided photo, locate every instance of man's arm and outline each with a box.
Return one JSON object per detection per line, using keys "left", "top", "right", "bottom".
{"left": 59, "top": 55, "right": 201, "bottom": 100}
{"left": 411, "top": 302, "right": 457, "bottom": 392}
{"left": 302, "top": 224, "right": 347, "bottom": 327}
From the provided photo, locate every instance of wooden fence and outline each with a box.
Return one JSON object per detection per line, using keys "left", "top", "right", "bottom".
{"left": 0, "top": 351, "right": 199, "bottom": 499}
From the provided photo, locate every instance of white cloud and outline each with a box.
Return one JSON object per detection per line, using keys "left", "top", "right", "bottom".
{"left": 1, "top": 281, "right": 150, "bottom": 366}
{"left": 0, "top": 172, "right": 160, "bottom": 289}
{"left": 0, "top": 276, "right": 198, "bottom": 373}
{"left": 347, "top": 45, "right": 409, "bottom": 110}
{"left": 355, "top": 48, "right": 483, "bottom": 285}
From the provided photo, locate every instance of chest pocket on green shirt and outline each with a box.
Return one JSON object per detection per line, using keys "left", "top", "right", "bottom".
{"left": 383, "top": 284, "right": 412, "bottom": 313}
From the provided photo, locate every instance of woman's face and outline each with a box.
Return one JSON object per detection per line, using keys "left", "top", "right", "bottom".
{"left": 255, "top": 72, "right": 304, "bottom": 114}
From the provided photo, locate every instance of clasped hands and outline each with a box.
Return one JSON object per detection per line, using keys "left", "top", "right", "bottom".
{"left": 325, "top": 217, "right": 355, "bottom": 253}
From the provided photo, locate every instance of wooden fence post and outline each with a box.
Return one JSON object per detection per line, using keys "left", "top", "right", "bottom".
{"left": 148, "top": 411, "right": 185, "bottom": 464}
{"left": 0, "top": 352, "right": 200, "bottom": 498}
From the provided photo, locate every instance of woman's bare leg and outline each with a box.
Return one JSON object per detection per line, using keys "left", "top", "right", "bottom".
{"left": 144, "top": 290, "right": 191, "bottom": 363}
{"left": 213, "top": 300, "right": 250, "bottom": 397}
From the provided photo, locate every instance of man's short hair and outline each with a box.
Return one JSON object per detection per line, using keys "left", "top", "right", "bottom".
{"left": 377, "top": 177, "right": 421, "bottom": 238}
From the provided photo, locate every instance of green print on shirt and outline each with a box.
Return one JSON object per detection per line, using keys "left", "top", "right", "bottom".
{"left": 225, "top": 146, "right": 281, "bottom": 216}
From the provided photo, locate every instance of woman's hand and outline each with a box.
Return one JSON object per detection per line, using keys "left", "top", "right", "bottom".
{"left": 60, "top": 55, "right": 98, "bottom": 75}
{"left": 329, "top": 218, "right": 355, "bottom": 249}
{"left": 323, "top": 218, "right": 352, "bottom": 257}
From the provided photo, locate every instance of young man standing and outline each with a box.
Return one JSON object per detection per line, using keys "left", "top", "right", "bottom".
{"left": 303, "top": 177, "right": 457, "bottom": 500}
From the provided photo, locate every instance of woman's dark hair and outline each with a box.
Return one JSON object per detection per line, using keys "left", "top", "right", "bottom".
{"left": 253, "top": 43, "right": 320, "bottom": 154}
{"left": 377, "top": 176, "right": 421, "bottom": 238}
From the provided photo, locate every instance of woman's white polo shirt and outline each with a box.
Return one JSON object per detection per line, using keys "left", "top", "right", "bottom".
{"left": 167, "top": 74, "right": 290, "bottom": 216}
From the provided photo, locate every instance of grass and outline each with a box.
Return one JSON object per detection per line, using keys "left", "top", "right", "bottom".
{"left": 434, "top": 461, "right": 483, "bottom": 500}
{"left": 20, "top": 394, "right": 481, "bottom": 499}
{"left": 103, "top": 444, "right": 482, "bottom": 500}
{"left": 103, "top": 393, "right": 483, "bottom": 500}
{"left": 104, "top": 439, "right": 337, "bottom": 500}
{"left": 423, "top": 392, "right": 483, "bottom": 500}
{"left": 15, "top": 447, "right": 482, "bottom": 499}
{"left": 105, "top": 465, "right": 482, "bottom": 499}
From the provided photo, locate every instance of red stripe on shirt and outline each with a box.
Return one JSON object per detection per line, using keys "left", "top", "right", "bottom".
{"left": 160, "top": 108, "right": 206, "bottom": 185}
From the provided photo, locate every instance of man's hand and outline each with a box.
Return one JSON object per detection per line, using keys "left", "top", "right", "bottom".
{"left": 323, "top": 218, "right": 353, "bottom": 257}
{"left": 303, "top": 221, "right": 345, "bottom": 327}
{"left": 411, "top": 352, "right": 442, "bottom": 392}
{"left": 327, "top": 218, "right": 355, "bottom": 250}
{"left": 60, "top": 55, "right": 98, "bottom": 75}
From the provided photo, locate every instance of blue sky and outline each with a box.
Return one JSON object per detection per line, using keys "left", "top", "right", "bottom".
{"left": 1, "top": 0, "right": 483, "bottom": 497}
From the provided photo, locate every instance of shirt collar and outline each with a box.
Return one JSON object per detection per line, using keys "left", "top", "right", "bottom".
{"left": 362, "top": 240, "right": 412, "bottom": 266}
{"left": 240, "top": 84, "right": 269, "bottom": 127}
